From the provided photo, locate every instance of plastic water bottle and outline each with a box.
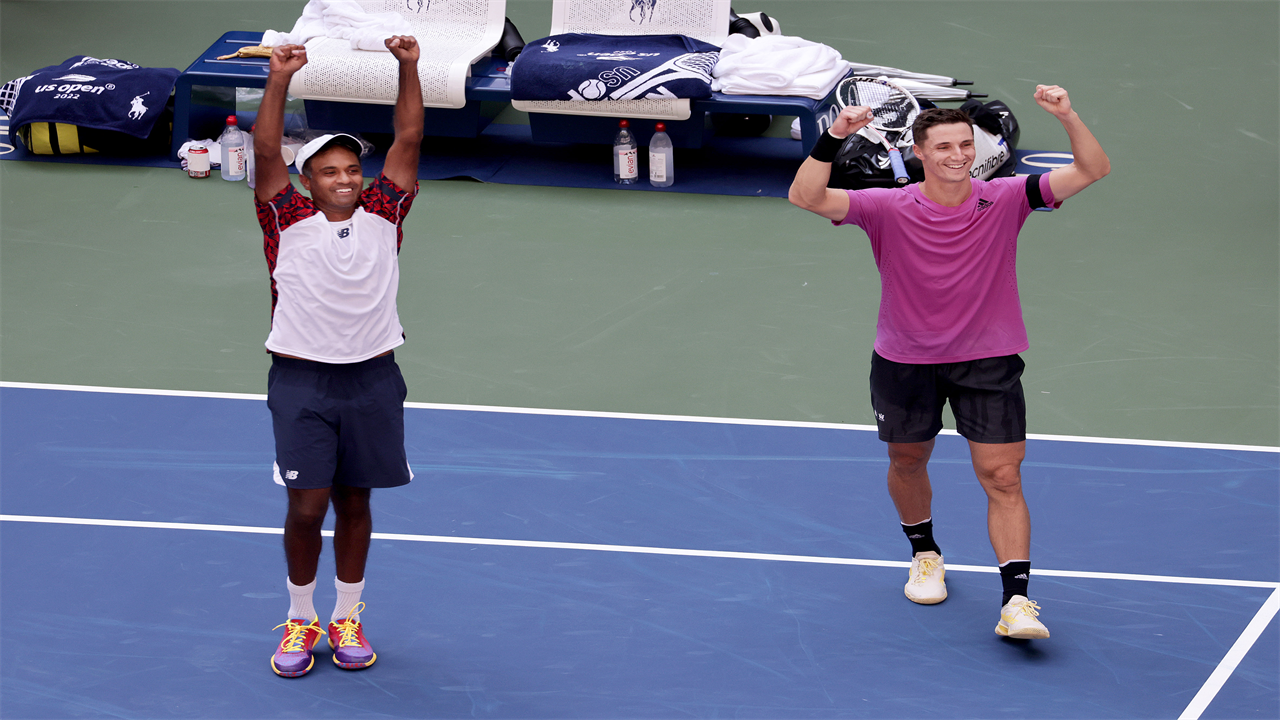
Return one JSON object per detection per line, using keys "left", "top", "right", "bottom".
{"left": 245, "top": 126, "right": 256, "bottom": 189}
{"left": 219, "top": 116, "right": 246, "bottom": 181}
{"left": 649, "top": 122, "right": 674, "bottom": 188}
{"left": 613, "top": 120, "right": 638, "bottom": 185}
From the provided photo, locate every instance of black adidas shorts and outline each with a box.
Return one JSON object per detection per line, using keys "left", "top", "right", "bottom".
{"left": 267, "top": 353, "right": 412, "bottom": 490}
{"left": 869, "top": 351, "right": 1027, "bottom": 444}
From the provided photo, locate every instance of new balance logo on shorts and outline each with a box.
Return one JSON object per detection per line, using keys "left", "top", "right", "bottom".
{"left": 285, "top": 470, "right": 299, "bottom": 480}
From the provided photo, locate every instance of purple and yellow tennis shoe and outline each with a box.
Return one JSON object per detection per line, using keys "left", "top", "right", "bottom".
{"left": 271, "top": 617, "right": 324, "bottom": 677}
{"left": 328, "top": 602, "right": 377, "bottom": 670}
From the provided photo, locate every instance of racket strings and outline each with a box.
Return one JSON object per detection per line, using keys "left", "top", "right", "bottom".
{"left": 845, "top": 80, "right": 918, "bottom": 131}
{"left": 872, "top": 101, "right": 916, "bottom": 131}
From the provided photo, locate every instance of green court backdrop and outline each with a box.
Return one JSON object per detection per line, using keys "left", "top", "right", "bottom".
{"left": 1, "top": 1, "right": 1277, "bottom": 448}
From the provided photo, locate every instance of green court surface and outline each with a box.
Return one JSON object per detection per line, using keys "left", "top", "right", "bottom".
{"left": 2, "top": 0, "right": 1277, "bottom": 448}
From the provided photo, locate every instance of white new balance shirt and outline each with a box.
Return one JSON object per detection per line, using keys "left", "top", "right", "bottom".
{"left": 254, "top": 174, "right": 418, "bottom": 363}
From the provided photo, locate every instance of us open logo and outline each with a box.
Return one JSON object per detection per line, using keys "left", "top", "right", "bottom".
{"left": 814, "top": 105, "right": 841, "bottom": 137}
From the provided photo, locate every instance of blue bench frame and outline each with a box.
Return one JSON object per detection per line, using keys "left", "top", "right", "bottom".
{"left": 521, "top": 85, "right": 846, "bottom": 152}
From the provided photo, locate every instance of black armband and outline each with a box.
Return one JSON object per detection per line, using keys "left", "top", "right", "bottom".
{"left": 1025, "top": 173, "right": 1047, "bottom": 209}
{"left": 808, "top": 130, "right": 846, "bottom": 163}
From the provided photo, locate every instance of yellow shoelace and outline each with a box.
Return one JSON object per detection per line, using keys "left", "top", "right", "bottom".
{"left": 913, "top": 557, "right": 940, "bottom": 581}
{"left": 332, "top": 601, "right": 367, "bottom": 648}
{"left": 1011, "top": 599, "right": 1042, "bottom": 618}
{"left": 273, "top": 618, "right": 321, "bottom": 653}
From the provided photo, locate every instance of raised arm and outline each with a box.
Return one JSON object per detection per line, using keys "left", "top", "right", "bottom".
{"left": 1035, "top": 85, "right": 1110, "bottom": 202}
{"left": 787, "top": 106, "right": 873, "bottom": 222}
{"left": 255, "top": 45, "right": 308, "bottom": 202}
{"left": 382, "top": 35, "right": 423, "bottom": 192}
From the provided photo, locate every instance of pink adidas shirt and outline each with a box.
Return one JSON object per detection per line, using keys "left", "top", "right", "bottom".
{"left": 835, "top": 175, "right": 1057, "bottom": 364}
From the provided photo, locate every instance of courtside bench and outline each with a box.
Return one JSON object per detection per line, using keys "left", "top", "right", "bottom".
{"left": 174, "top": 32, "right": 844, "bottom": 160}
{"left": 170, "top": 31, "right": 512, "bottom": 160}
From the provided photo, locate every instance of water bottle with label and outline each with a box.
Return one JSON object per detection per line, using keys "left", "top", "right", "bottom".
{"left": 613, "top": 120, "right": 638, "bottom": 185}
{"left": 245, "top": 125, "right": 256, "bottom": 189}
{"left": 219, "top": 116, "right": 246, "bottom": 181}
{"left": 649, "top": 122, "right": 674, "bottom": 188}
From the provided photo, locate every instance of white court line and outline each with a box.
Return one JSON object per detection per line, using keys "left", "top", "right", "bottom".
{"left": 2, "top": 513, "right": 1277, "bottom": 590}
{"left": 1179, "top": 587, "right": 1280, "bottom": 720}
{"left": 2, "top": 381, "right": 1277, "bottom": 453}
{"left": 3, "top": 513, "right": 1278, "bottom": 718}
{"left": 3, "top": 383, "right": 1278, "bottom": 716}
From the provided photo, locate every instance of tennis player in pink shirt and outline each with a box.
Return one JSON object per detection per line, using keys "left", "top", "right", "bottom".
{"left": 789, "top": 85, "right": 1109, "bottom": 639}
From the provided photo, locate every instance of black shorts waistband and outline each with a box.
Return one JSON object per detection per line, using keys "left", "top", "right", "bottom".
{"left": 871, "top": 350, "right": 1022, "bottom": 369}
{"left": 271, "top": 352, "right": 396, "bottom": 374}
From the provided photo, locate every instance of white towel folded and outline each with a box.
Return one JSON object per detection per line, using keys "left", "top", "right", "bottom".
{"left": 712, "top": 35, "right": 850, "bottom": 100}
{"left": 262, "top": 0, "right": 413, "bottom": 52}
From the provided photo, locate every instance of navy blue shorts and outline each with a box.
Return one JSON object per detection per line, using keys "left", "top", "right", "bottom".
{"left": 869, "top": 351, "right": 1027, "bottom": 444}
{"left": 267, "top": 353, "right": 412, "bottom": 490}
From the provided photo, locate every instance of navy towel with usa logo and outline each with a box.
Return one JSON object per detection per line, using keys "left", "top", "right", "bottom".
{"left": 6, "top": 56, "right": 179, "bottom": 138}
{"left": 511, "top": 33, "right": 719, "bottom": 102}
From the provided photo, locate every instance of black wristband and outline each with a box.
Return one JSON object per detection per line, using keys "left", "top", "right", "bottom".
{"left": 808, "top": 130, "right": 846, "bottom": 163}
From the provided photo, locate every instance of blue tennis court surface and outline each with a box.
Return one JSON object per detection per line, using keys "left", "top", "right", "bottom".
{"left": 2, "top": 384, "right": 1277, "bottom": 719}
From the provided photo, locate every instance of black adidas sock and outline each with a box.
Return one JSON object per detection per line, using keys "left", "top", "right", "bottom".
{"left": 999, "top": 561, "right": 1031, "bottom": 606}
{"left": 901, "top": 519, "right": 941, "bottom": 557}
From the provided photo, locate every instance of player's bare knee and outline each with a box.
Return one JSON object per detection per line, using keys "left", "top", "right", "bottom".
{"left": 889, "top": 456, "right": 929, "bottom": 480}
{"left": 286, "top": 503, "right": 328, "bottom": 530}
{"left": 331, "top": 485, "right": 371, "bottom": 515}
{"left": 333, "top": 502, "right": 372, "bottom": 524}
{"left": 888, "top": 444, "right": 932, "bottom": 476}
{"left": 980, "top": 464, "right": 1023, "bottom": 498}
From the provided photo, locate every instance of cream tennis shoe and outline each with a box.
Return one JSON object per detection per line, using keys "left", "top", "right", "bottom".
{"left": 995, "top": 595, "right": 1051, "bottom": 639}
{"left": 904, "top": 551, "right": 947, "bottom": 604}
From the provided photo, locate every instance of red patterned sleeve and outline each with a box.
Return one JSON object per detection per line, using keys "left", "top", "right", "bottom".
{"left": 358, "top": 173, "right": 419, "bottom": 251}
{"left": 254, "top": 183, "right": 317, "bottom": 319}
{"left": 254, "top": 184, "right": 317, "bottom": 273}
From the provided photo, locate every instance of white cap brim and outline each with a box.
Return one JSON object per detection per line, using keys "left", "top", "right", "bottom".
{"left": 294, "top": 133, "right": 362, "bottom": 174}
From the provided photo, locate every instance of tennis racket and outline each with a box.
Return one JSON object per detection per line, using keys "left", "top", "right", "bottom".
{"left": 835, "top": 76, "right": 921, "bottom": 185}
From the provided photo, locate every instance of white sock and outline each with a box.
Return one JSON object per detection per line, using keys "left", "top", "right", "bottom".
{"left": 332, "top": 577, "right": 365, "bottom": 624}
{"left": 286, "top": 577, "right": 317, "bottom": 621}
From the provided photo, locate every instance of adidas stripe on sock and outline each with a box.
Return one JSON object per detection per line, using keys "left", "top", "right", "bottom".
{"left": 901, "top": 518, "right": 942, "bottom": 557}
{"left": 999, "top": 560, "right": 1031, "bottom": 605}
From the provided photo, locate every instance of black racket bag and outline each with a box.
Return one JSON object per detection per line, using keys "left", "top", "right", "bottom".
{"left": 828, "top": 98, "right": 1020, "bottom": 190}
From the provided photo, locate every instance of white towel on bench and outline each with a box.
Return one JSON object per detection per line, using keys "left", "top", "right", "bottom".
{"left": 280, "top": 0, "right": 506, "bottom": 109}
{"left": 712, "top": 35, "right": 849, "bottom": 99}
{"left": 262, "top": 0, "right": 414, "bottom": 52}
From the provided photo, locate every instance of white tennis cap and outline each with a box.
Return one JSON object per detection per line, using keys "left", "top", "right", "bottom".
{"left": 294, "top": 133, "right": 362, "bottom": 173}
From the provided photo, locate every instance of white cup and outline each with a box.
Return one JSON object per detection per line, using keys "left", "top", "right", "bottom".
{"left": 281, "top": 141, "right": 304, "bottom": 167}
